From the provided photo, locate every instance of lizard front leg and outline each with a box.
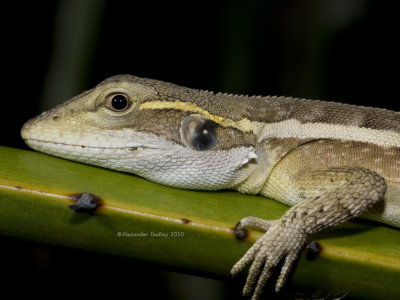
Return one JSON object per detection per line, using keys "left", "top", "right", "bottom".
{"left": 231, "top": 167, "right": 387, "bottom": 300}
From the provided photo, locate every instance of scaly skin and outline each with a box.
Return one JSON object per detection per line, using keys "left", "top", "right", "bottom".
{"left": 21, "top": 75, "right": 400, "bottom": 299}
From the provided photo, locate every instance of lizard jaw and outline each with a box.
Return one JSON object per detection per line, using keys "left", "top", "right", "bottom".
{"left": 23, "top": 137, "right": 258, "bottom": 190}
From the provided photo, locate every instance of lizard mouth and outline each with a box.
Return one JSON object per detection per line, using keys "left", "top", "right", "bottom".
{"left": 23, "top": 139, "right": 157, "bottom": 152}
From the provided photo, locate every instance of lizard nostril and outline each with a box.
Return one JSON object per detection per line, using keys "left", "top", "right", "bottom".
{"left": 52, "top": 114, "right": 60, "bottom": 121}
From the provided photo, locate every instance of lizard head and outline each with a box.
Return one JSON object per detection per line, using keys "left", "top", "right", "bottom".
{"left": 21, "top": 75, "right": 258, "bottom": 189}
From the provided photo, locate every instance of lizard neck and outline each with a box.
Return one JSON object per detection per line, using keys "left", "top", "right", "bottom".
{"left": 233, "top": 138, "right": 310, "bottom": 195}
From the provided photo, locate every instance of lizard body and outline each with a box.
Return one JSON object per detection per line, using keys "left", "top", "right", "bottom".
{"left": 21, "top": 75, "right": 400, "bottom": 299}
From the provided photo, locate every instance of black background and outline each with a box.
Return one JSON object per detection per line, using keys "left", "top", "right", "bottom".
{"left": 1, "top": 1, "right": 399, "bottom": 299}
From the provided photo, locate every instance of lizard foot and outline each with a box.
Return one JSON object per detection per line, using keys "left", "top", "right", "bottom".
{"left": 231, "top": 217, "right": 307, "bottom": 300}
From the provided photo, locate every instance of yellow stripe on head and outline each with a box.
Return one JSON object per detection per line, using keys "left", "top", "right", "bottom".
{"left": 139, "top": 100, "right": 255, "bottom": 132}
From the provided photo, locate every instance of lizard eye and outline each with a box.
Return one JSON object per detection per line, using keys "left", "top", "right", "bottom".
{"left": 106, "top": 94, "right": 131, "bottom": 111}
{"left": 181, "top": 116, "right": 217, "bottom": 151}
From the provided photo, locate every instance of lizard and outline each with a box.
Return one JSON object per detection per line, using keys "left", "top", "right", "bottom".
{"left": 20, "top": 74, "right": 400, "bottom": 299}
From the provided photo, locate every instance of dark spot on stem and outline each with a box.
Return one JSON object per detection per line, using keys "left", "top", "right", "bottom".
{"left": 181, "top": 218, "right": 190, "bottom": 224}
{"left": 69, "top": 193, "right": 102, "bottom": 214}
{"left": 233, "top": 222, "right": 249, "bottom": 240}
{"left": 14, "top": 186, "right": 22, "bottom": 190}
{"left": 305, "top": 241, "right": 322, "bottom": 260}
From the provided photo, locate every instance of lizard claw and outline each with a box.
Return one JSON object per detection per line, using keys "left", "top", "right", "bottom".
{"left": 234, "top": 216, "right": 273, "bottom": 240}
{"left": 231, "top": 218, "right": 307, "bottom": 300}
{"left": 235, "top": 216, "right": 273, "bottom": 232}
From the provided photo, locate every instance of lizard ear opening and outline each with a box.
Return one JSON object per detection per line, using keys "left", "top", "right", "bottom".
{"left": 180, "top": 116, "right": 217, "bottom": 151}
